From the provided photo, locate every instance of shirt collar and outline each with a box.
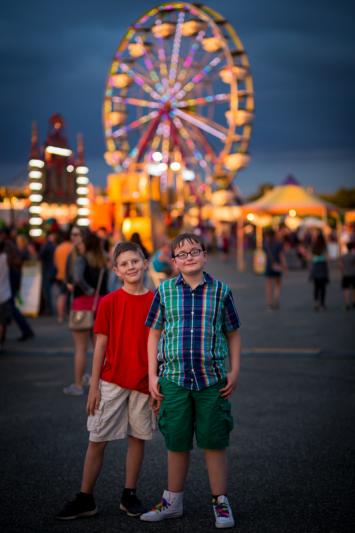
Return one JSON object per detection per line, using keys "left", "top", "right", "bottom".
{"left": 175, "top": 271, "right": 213, "bottom": 287}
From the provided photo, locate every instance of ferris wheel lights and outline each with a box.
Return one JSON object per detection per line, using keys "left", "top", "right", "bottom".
{"left": 104, "top": 152, "right": 116, "bottom": 165}
{"left": 76, "top": 166, "right": 89, "bottom": 174}
{"left": 181, "top": 20, "right": 205, "bottom": 37}
{"left": 182, "top": 169, "right": 195, "bottom": 181}
{"left": 104, "top": 3, "right": 254, "bottom": 183}
{"left": 77, "top": 208, "right": 90, "bottom": 216}
{"left": 225, "top": 109, "right": 253, "bottom": 126}
{"left": 201, "top": 37, "right": 223, "bottom": 53}
{"left": 107, "top": 138, "right": 116, "bottom": 152}
{"left": 106, "top": 111, "right": 126, "bottom": 126}
{"left": 29, "top": 182, "right": 43, "bottom": 191}
{"left": 152, "top": 22, "right": 176, "bottom": 39}
{"left": 152, "top": 151, "right": 163, "bottom": 162}
{"left": 104, "top": 150, "right": 128, "bottom": 166}
{"left": 158, "top": 162, "right": 168, "bottom": 173}
{"left": 66, "top": 165, "right": 74, "bottom": 172}
{"left": 224, "top": 153, "right": 250, "bottom": 172}
{"left": 29, "top": 159, "right": 45, "bottom": 168}
{"left": 146, "top": 162, "right": 168, "bottom": 176}
{"left": 170, "top": 161, "right": 181, "bottom": 171}
{"left": 29, "top": 170, "right": 42, "bottom": 179}
{"left": 128, "top": 42, "right": 149, "bottom": 58}
{"left": 46, "top": 146, "right": 72, "bottom": 157}
{"left": 233, "top": 66, "right": 249, "bottom": 80}
{"left": 235, "top": 110, "right": 253, "bottom": 126}
{"left": 219, "top": 65, "right": 248, "bottom": 84}
{"left": 110, "top": 73, "right": 132, "bottom": 89}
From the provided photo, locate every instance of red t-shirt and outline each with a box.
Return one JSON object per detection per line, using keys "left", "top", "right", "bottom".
{"left": 94, "top": 288, "right": 154, "bottom": 394}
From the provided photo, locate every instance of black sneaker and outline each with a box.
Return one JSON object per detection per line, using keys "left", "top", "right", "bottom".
{"left": 17, "top": 332, "right": 35, "bottom": 342}
{"left": 56, "top": 492, "right": 97, "bottom": 520}
{"left": 120, "top": 490, "right": 146, "bottom": 517}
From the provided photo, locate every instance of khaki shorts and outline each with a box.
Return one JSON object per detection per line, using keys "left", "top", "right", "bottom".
{"left": 87, "top": 380, "right": 154, "bottom": 442}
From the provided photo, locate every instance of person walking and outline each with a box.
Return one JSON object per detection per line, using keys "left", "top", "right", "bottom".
{"left": 0, "top": 227, "right": 35, "bottom": 341}
{"left": 39, "top": 232, "right": 57, "bottom": 315}
{"left": 340, "top": 242, "right": 355, "bottom": 310}
{"left": 53, "top": 230, "right": 72, "bottom": 323}
{"left": 64, "top": 232, "right": 107, "bottom": 396}
{"left": 309, "top": 230, "right": 329, "bottom": 311}
{"left": 0, "top": 240, "right": 12, "bottom": 353}
{"left": 141, "top": 233, "right": 241, "bottom": 529}
{"left": 264, "top": 229, "right": 287, "bottom": 310}
{"left": 56, "top": 242, "right": 154, "bottom": 519}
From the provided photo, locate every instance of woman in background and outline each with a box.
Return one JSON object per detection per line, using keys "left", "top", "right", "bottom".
{"left": 64, "top": 232, "right": 107, "bottom": 396}
{"left": 309, "top": 230, "right": 329, "bottom": 311}
{"left": 264, "top": 229, "right": 287, "bottom": 310}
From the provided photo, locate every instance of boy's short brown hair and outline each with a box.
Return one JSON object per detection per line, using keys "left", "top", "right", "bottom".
{"left": 171, "top": 233, "right": 206, "bottom": 257}
{"left": 113, "top": 241, "right": 145, "bottom": 265}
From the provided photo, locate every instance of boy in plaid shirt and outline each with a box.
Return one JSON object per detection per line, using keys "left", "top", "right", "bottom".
{"left": 141, "top": 233, "right": 241, "bottom": 529}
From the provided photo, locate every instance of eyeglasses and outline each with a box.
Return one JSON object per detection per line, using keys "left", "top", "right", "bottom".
{"left": 173, "top": 248, "right": 204, "bottom": 260}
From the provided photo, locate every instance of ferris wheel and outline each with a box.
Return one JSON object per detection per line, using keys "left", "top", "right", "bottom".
{"left": 103, "top": 2, "right": 254, "bottom": 186}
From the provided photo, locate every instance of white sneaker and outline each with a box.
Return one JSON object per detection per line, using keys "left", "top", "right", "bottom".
{"left": 212, "top": 495, "right": 235, "bottom": 529}
{"left": 81, "top": 373, "right": 91, "bottom": 387}
{"left": 63, "top": 384, "right": 84, "bottom": 396}
{"left": 140, "top": 490, "right": 183, "bottom": 522}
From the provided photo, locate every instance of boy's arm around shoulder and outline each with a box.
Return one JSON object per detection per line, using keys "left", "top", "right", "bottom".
{"left": 87, "top": 334, "right": 108, "bottom": 416}
{"left": 219, "top": 328, "right": 241, "bottom": 399}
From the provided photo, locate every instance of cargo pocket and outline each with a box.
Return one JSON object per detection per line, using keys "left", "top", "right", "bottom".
{"left": 220, "top": 401, "right": 234, "bottom": 433}
{"left": 87, "top": 398, "right": 107, "bottom": 432}
{"left": 157, "top": 407, "right": 168, "bottom": 438}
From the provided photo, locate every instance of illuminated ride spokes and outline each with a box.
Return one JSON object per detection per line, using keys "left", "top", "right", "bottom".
{"left": 103, "top": 2, "right": 254, "bottom": 190}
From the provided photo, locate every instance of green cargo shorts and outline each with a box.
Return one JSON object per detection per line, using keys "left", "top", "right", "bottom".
{"left": 158, "top": 378, "right": 234, "bottom": 452}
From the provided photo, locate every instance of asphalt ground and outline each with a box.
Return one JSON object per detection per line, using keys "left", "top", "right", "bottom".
{"left": 1, "top": 253, "right": 354, "bottom": 532}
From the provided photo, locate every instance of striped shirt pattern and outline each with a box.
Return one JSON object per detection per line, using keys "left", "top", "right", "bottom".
{"left": 145, "top": 272, "right": 240, "bottom": 390}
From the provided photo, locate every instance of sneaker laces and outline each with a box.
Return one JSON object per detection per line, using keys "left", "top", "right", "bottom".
{"left": 153, "top": 498, "right": 171, "bottom": 512}
{"left": 214, "top": 502, "right": 230, "bottom": 518}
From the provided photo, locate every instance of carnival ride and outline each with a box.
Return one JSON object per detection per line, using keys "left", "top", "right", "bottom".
{"left": 103, "top": 2, "right": 254, "bottom": 244}
{"left": 27, "top": 114, "right": 90, "bottom": 237}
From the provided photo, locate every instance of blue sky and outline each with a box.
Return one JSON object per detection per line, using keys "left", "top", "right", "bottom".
{"left": 0, "top": 0, "right": 354, "bottom": 196}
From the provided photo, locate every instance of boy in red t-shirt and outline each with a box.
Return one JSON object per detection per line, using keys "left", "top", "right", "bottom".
{"left": 56, "top": 242, "right": 154, "bottom": 520}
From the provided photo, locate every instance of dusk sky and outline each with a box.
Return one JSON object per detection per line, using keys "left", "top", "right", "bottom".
{"left": 1, "top": 0, "right": 354, "bottom": 196}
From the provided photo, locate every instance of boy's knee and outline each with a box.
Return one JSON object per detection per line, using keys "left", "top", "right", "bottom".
{"left": 88, "top": 440, "right": 107, "bottom": 452}
{"left": 127, "top": 435, "right": 145, "bottom": 444}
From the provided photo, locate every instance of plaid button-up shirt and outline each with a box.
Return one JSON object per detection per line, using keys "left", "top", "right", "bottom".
{"left": 145, "top": 272, "right": 240, "bottom": 390}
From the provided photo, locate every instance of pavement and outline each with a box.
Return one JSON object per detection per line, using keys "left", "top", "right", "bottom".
{"left": 1, "top": 253, "right": 355, "bottom": 532}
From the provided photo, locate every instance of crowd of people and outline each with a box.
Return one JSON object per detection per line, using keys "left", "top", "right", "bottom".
{"left": 1, "top": 222, "right": 355, "bottom": 355}
{"left": 262, "top": 225, "right": 355, "bottom": 311}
